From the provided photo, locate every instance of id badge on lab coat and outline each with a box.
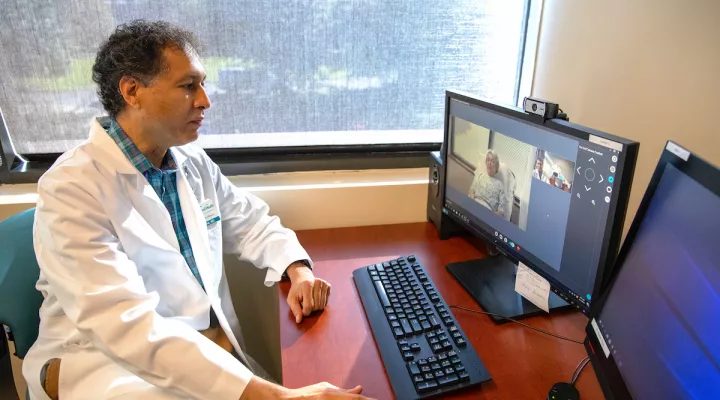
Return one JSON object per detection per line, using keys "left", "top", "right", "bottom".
{"left": 200, "top": 199, "right": 220, "bottom": 227}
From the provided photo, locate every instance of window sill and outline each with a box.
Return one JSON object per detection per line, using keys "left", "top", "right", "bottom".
{"left": 0, "top": 168, "right": 430, "bottom": 230}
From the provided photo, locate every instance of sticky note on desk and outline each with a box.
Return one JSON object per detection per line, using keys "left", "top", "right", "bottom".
{"left": 514, "top": 262, "right": 550, "bottom": 312}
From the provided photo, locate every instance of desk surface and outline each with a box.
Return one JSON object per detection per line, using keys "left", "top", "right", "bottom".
{"left": 278, "top": 223, "right": 603, "bottom": 400}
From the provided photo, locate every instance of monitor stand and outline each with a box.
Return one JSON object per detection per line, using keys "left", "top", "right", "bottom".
{"left": 446, "top": 256, "right": 572, "bottom": 324}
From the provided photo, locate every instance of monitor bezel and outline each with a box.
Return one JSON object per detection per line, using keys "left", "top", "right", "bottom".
{"left": 584, "top": 141, "right": 720, "bottom": 400}
{"left": 440, "top": 89, "right": 639, "bottom": 312}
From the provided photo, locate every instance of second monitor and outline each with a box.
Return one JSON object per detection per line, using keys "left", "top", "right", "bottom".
{"left": 441, "top": 91, "right": 638, "bottom": 321}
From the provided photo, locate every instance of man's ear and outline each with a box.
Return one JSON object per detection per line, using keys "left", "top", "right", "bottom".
{"left": 119, "top": 76, "right": 144, "bottom": 110}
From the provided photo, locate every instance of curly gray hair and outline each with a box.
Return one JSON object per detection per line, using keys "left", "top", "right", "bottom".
{"left": 486, "top": 150, "right": 500, "bottom": 171}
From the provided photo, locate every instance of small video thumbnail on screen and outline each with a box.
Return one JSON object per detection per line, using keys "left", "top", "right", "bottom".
{"left": 532, "top": 149, "right": 575, "bottom": 193}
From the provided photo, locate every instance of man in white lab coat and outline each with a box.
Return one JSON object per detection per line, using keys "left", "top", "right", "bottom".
{"left": 23, "top": 20, "right": 370, "bottom": 400}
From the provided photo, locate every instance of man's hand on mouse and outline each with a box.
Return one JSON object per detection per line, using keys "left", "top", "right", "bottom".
{"left": 286, "top": 261, "right": 332, "bottom": 323}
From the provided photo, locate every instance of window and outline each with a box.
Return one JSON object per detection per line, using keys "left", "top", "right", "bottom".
{"left": 0, "top": 0, "right": 539, "bottom": 156}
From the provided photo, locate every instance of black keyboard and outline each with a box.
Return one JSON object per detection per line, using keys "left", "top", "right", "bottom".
{"left": 353, "top": 255, "right": 491, "bottom": 398}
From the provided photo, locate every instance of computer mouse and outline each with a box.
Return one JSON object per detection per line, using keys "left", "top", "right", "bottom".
{"left": 548, "top": 382, "right": 580, "bottom": 400}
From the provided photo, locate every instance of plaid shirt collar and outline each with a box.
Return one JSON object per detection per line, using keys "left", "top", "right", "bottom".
{"left": 107, "top": 118, "right": 177, "bottom": 173}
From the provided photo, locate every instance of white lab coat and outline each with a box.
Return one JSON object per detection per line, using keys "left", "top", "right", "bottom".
{"left": 23, "top": 118, "right": 311, "bottom": 400}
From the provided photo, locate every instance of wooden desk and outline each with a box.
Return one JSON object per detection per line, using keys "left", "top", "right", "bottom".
{"left": 279, "top": 223, "right": 603, "bottom": 400}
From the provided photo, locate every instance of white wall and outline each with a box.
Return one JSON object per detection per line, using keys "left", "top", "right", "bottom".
{"left": 533, "top": 0, "right": 720, "bottom": 232}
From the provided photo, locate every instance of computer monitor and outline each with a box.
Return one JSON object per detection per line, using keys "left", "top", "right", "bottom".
{"left": 440, "top": 90, "right": 638, "bottom": 322}
{"left": 585, "top": 142, "right": 720, "bottom": 400}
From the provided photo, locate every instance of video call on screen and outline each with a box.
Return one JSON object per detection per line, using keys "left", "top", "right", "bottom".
{"left": 444, "top": 100, "right": 621, "bottom": 302}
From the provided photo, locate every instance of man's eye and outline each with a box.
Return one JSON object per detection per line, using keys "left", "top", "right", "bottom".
{"left": 182, "top": 83, "right": 194, "bottom": 89}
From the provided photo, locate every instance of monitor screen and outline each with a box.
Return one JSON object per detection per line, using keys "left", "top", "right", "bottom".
{"left": 592, "top": 163, "right": 720, "bottom": 399}
{"left": 443, "top": 97, "right": 629, "bottom": 310}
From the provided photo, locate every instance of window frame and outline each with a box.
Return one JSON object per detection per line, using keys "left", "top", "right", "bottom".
{"left": 0, "top": 0, "right": 542, "bottom": 184}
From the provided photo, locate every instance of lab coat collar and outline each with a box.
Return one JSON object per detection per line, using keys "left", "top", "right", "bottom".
{"left": 88, "top": 117, "right": 188, "bottom": 176}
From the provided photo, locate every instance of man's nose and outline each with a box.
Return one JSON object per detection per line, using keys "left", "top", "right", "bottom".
{"left": 195, "top": 85, "right": 211, "bottom": 110}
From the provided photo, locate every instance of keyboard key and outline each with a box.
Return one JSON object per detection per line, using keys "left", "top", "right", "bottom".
{"left": 441, "top": 340, "right": 453, "bottom": 350}
{"left": 418, "top": 314, "right": 428, "bottom": 322}
{"left": 451, "top": 356, "right": 461, "bottom": 365}
{"left": 426, "top": 331, "right": 436, "bottom": 339}
{"left": 413, "top": 375, "right": 424, "bottom": 384}
{"left": 433, "top": 370, "right": 445, "bottom": 379}
{"left": 368, "top": 265, "right": 376, "bottom": 272}
{"left": 445, "top": 367, "right": 455, "bottom": 375}
{"left": 388, "top": 315, "right": 398, "bottom": 321}
{"left": 400, "top": 319, "right": 413, "bottom": 336}
{"left": 373, "top": 281, "right": 391, "bottom": 308}
{"left": 391, "top": 321, "right": 401, "bottom": 329}
{"left": 456, "top": 338, "right": 467, "bottom": 347}
{"left": 438, "top": 374, "right": 459, "bottom": 387}
{"left": 376, "top": 263, "right": 385, "bottom": 272}
{"left": 438, "top": 353, "right": 448, "bottom": 361}
{"left": 416, "top": 381, "right": 435, "bottom": 393}
{"left": 421, "top": 365, "right": 432, "bottom": 373}
{"left": 425, "top": 380, "right": 439, "bottom": 391}
{"left": 410, "top": 343, "right": 421, "bottom": 352}
{"left": 440, "top": 312, "right": 450, "bottom": 319}
{"left": 447, "top": 350, "right": 457, "bottom": 358}
{"left": 452, "top": 331, "right": 463, "bottom": 339}
{"left": 429, "top": 315, "right": 441, "bottom": 328}
{"left": 449, "top": 325, "right": 458, "bottom": 333}
{"left": 418, "top": 359, "right": 428, "bottom": 366}
{"left": 408, "top": 255, "right": 416, "bottom": 262}
{"left": 454, "top": 364, "right": 465, "bottom": 374}
{"left": 421, "top": 320, "right": 432, "bottom": 332}
{"left": 393, "top": 328, "right": 404, "bottom": 339}
{"left": 443, "top": 317, "right": 454, "bottom": 326}
{"left": 400, "top": 344, "right": 411, "bottom": 352}
{"left": 431, "top": 362, "right": 441, "bottom": 371}
{"left": 430, "top": 295, "right": 441, "bottom": 303}
{"left": 432, "top": 344, "right": 444, "bottom": 353}
{"left": 423, "top": 371, "right": 433, "bottom": 379}
{"left": 429, "top": 338, "right": 439, "bottom": 346}
{"left": 438, "top": 334, "right": 448, "bottom": 342}
{"left": 407, "top": 362, "right": 420, "bottom": 376}
{"left": 410, "top": 319, "right": 423, "bottom": 334}
{"left": 441, "top": 360, "right": 452, "bottom": 368}
{"left": 458, "top": 371, "right": 470, "bottom": 382}
{"left": 403, "top": 352, "right": 414, "bottom": 361}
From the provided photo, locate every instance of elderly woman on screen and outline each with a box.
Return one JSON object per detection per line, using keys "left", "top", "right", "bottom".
{"left": 468, "top": 150, "right": 508, "bottom": 217}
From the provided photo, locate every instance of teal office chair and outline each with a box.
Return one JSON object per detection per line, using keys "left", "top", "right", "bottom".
{"left": 0, "top": 208, "right": 44, "bottom": 399}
